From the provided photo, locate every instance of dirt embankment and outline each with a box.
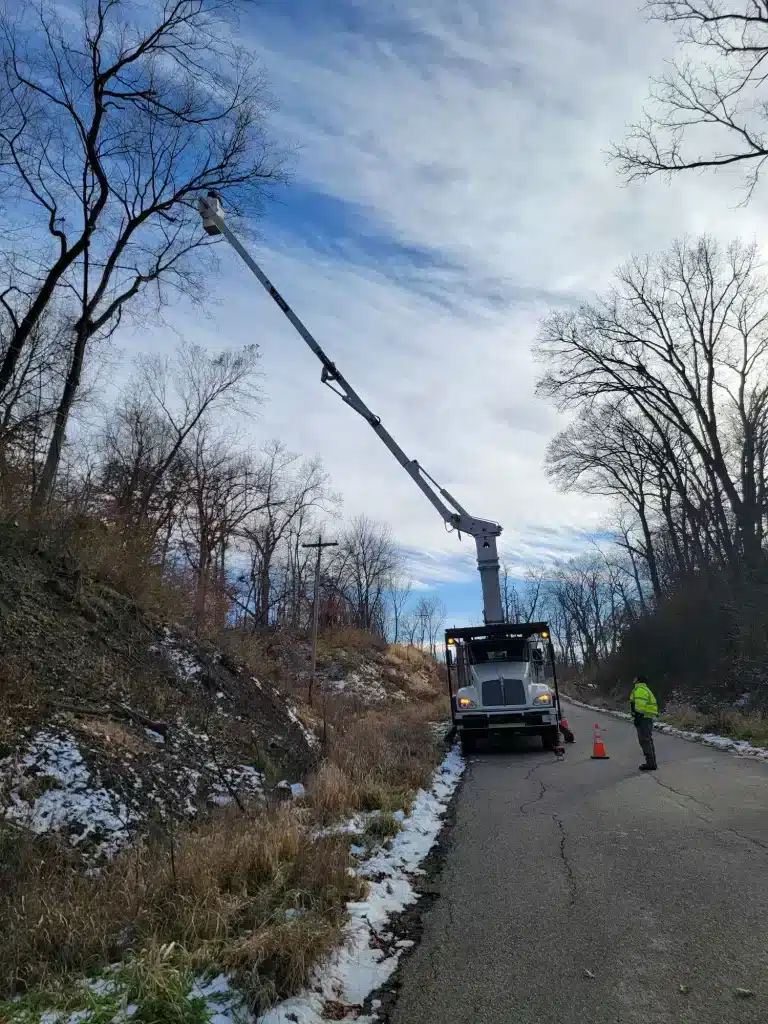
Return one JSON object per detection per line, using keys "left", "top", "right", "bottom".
{"left": 0, "top": 524, "right": 451, "bottom": 1020}
{"left": 0, "top": 525, "right": 319, "bottom": 860}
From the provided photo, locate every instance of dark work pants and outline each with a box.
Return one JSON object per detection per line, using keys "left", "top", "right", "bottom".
{"left": 635, "top": 716, "right": 657, "bottom": 767}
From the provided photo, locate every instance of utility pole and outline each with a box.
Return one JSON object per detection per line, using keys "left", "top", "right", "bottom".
{"left": 302, "top": 534, "right": 338, "bottom": 706}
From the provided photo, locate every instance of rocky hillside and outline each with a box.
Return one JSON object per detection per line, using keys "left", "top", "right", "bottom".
{"left": 0, "top": 523, "right": 445, "bottom": 865}
{"left": 0, "top": 524, "right": 322, "bottom": 862}
{"left": 0, "top": 523, "right": 453, "bottom": 1022}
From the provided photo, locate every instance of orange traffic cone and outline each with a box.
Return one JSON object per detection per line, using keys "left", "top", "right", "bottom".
{"left": 591, "top": 722, "right": 609, "bottom": 759}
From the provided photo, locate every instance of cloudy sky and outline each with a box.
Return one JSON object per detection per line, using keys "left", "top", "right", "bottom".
{"left": 133, "top": 0, "right": 768, "bottom": 626}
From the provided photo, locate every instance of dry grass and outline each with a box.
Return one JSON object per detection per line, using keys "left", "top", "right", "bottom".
{"left": 0, "top": 806, "right": 364, "bottom": 1011}
{"left": 219, "top": 630, "right": 282, "bottom": 686}
{"left": 1, "top": 689, "right": 447, "bottom": 1015}
{"left": 561, "top": 681, "right": 619, "bottom": 710}
{"left": 386, "top": 643, "right": 435, "bottom": 671}
{"left": 67, "top": 715, "right": 149, "bottom": 754}
{"left": 0, "top": 532, "right": 449, "bottom": 1019}
{"left": 317, "top": 627, "right": 387, "bottom": 658}
{"left": 309, "top": 702, "right": 443, "bottom": 822}
{"left": 383, "top": 645, "right": 443, "bottom": 700}
{"left": 1, "top": 514, "right": 190, "bottom": 626}
{"left": 663, "top": 703, "right": 768, "bottom": 747}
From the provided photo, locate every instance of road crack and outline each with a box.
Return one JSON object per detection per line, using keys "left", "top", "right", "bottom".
{"left": 651, "top": 777, "right": 716, "bottom": 815}
{"left": 519, "top": 763, "right": 579, "bottom": 905}
{"left": 518, "top": 762, "right": 548, "bottom": 815}
{"left": 652, "top": 776, "right": 768, "bottom": 854}
{"left": 553, "top": 815, "right": 578, "bottom": 907}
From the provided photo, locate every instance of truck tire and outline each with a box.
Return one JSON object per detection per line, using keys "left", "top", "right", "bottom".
{"left": 541, "top": 726, "right": 559, "bottom": 750}
{"left": 460, "top": 733, "right": 476, "bottom": 756}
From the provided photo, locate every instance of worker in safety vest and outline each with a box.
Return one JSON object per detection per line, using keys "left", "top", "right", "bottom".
{"left": 630, "top": 675, "right": 658, "bottom": 771}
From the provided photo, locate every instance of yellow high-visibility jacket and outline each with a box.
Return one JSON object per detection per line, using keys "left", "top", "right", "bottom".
{"left": 630, "top": 681, "right": 658, "bottom": 719}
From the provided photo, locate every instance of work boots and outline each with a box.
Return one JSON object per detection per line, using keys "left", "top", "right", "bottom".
{"left": 639, "top": 763, "right": 657, "bottom": 771}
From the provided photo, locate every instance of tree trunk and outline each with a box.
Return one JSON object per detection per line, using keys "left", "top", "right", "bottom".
{"left": 0, "top": 243, "right": 91, "bottom": 404}
{"left": 195, "top": 539, "right": 210, "bottom": 632}
{"left": 33, "top": 321, "right": 89, "bottom": 513}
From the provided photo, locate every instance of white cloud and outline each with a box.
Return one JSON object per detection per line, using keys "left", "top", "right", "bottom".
{"left": 124, "top": 0, "right": 768, "bottom": 619}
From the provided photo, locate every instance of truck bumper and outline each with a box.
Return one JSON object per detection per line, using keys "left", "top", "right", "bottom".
{"left": 456, "top": 710, "right": 558, "bottom": 735}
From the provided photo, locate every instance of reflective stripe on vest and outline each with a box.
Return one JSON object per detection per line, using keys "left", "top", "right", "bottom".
{"left": 631, "top": 683, "right": 658, "bottom": 717}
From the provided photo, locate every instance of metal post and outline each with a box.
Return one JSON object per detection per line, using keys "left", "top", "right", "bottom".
{"left": 302, "top": 534, "right": 338, "bottom": 706}
{"left": 548, "top": 639, "right": 562, "bottom": 720}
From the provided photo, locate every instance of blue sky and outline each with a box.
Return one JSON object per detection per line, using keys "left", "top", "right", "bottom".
{"left": 130, "top": 0, "right": 768, "bottom": 627}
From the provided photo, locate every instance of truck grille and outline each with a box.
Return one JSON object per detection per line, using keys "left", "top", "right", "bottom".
{"left": 481, "top": 678, "right": 526, "bottom": 706}
{"left": 481, "top": 679, "right": 503, "bottom": 706}
{"left": 503, "top": 678, "right": 526, "bottom": 705}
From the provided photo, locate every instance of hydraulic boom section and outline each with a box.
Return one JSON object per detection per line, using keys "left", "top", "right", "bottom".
{"left": 197, "top": 192, "right": 504, "bottom": 624}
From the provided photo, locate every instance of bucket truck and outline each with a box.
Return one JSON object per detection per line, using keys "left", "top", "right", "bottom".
{"left": 445, "top": 621, "right": 571, "bottom": 755}
{"left": 197, "top": 193, "right": 571, "bottom": 754}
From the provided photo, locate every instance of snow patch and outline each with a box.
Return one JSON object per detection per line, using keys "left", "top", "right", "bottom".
{"left": 276, "top": 779, "right": 307, "bottom": 800}
{"left": 285, "top": 702, "right": 320, "bottom": 750}
{"left": 207, "top": 764, "right": 264, "bottom": 808}
{"left": 8, "top": 748, "right": 464, "bottom": 1023}
{"left": 0, "top": 719, "right": 267, "bottom": 859}
{"left": 159, "top": 629, "right": 204, "bottom": 683}
{"left": 0, "top": 731, "right": 138, "bottom": 858}
{"left": 323, "top": 663, "right": 407, "bottom": 706}
{"left": 563, "top": 696, "right": 768, "bottom": 761}
{"left": 257, "top": 747, "right": 464, "bottom": 1024}
{"left": 189, "top": 974, "right": 249, "bottom": 1024}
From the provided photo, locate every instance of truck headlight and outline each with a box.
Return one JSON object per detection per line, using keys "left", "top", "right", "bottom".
{"left": 458, "top": 697, "right": 475, "bottom": 708}
{"left": 534, "top": 693, "right": 553, "bottom": 705}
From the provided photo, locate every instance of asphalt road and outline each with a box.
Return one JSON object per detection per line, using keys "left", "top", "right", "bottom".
{"left": 390, "top": 703, "right": 768, "bottom": 1024}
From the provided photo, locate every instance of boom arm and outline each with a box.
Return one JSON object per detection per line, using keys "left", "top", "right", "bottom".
{"left": 197, "top": 193, "right": 504, "bottom": 624}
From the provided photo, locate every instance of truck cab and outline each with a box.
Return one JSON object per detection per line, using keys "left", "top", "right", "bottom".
{"left": 445, "top": 622, "right": 562, "bottom": 756}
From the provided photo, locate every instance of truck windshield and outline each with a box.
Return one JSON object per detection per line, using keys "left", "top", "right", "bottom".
{"left": 468, "top": 638, "right": 526, "bottom": 663}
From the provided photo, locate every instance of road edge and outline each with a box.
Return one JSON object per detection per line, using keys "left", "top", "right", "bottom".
{"left": 361, "top": 766, "right": 465, "bottom": 1023}
{"left": 562, "top": 695, "right": 768, "bottom": 762}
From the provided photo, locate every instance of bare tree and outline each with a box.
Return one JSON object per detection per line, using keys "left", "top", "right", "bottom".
{"left": 241, "top": 441, "right": 337, "bottom": 627}
{"left": 400, "top": 610, "right": 422, "bottom": 649}
{"left": 98, "top": 392, "right": 178, "bottom": 528}
{"left": 177, "top": 426, "right": 267, "bottom": 630}
{"left": 335, "top": 516, "right": 402, "bottom": 634}
{"left": 548, "top": 554, "right": 631, "bottom": 667}
{"left": 500, "top": 561, "right": 545, "bottom": 622}
{"left": 414, "top": 595, "right": 447, "bottom": 657}
{"left": 612, "top": 2, "right": 768, "bottom": 196}
{"left": 387, "top": 573, "right": 413, "bottom": 644}
{"left": 546, "top": 402, "right": 676, "bottom": 599}
{"left": 0, "top": 0, "right": 283, "bottom": 504}
{"left": 536, "top": 236, "right": 768, "bottom": 570}
{"left": 0, "top": 308, "right": 73, "bottom": 502}
{"left": 101, "top": 340, "right": 263, "bottom": 532}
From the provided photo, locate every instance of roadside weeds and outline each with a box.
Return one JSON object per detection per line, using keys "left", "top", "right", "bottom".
{"left": 0, "top": 698, "right": 448, "bottom": 1023}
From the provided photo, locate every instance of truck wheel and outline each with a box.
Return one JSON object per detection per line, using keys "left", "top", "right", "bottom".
{"left": 541, "top": 726, "right": 559, "bottom": 750}
{"left": 460, "top": 733, "right": 476, "bottom": 756}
